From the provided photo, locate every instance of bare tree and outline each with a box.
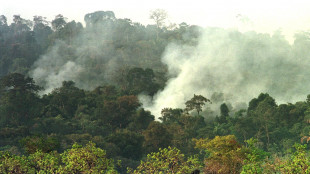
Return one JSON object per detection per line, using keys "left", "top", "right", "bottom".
{"left": 149, "top": 9, "right": 167, "bottom": 39}
{"left": 149, "top": 9, "right": 167, "bottom": 29}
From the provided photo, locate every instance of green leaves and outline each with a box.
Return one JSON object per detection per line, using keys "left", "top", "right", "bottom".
{"left": 185, "top": 94, "right": 211, "bottom": 115}
{"left": 241, "top": 138, "right": 269, "bottom": 174}
{"left": 278, "top": 143, "right": 310, "bottom": 174}
{"left": 194, "top": 135, "right": 247, "bottom": 174}
{"left": 0, "top": 142, "right": 118, "bottom": 174}
{"left": 0, "top": 151, "right": 32, "bottom": 174}
{"left": 60, "top": 142, "right": 117, "bottom": 173}
{"left": 129, "top": 146, "right": 201, "bottom": 174}
{"left": 28, "top": 151, "right": 60, "bottom": 173}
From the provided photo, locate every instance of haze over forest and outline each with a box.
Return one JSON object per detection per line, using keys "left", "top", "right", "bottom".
{"left": 14, "top": 7, "right": 310, "bottom": 118}
{"left": 2, "top": 2, "right": 310, "bottom": 173}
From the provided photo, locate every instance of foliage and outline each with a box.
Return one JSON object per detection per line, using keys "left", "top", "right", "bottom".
{"left": 1, "top": 11, "right": 310, "bottom": 173}
{"left": 194, "top": 135, "right": 247, "bottom": 174}
{"left": 185, "top": 94, "right": 211, "bottom": 115}
{"left": 143, "top": 121, "right": 172, "bottom": 154}
{"left": 276, "top": 143, "right": 310, "bottom": 174}
{"left": 0, "top": 151, "right": 32, "bottom": 174}
{"left": 0, "top": 142, "right": 118, "bottom": 173}
{"left": 20, "top": 135, "right": 60, "bottom": 154}
{"left": 28, "top": 150, "right": 60, "bottom": 173}
{"left": 105, "top": 130, "right": 144, "bottom": 160}
{"left": 128, "top": 146, "right": 201, "bottom": 174}
{"left": 241, "top": 138, "right": 269, "bottom": 174}
{"left": 59, "top": 142, "right": 117, "bottom": 173}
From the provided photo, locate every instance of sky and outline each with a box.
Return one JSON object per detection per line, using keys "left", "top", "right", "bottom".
{"left": 1, "top": 0, "right": 310, "bottom": 41}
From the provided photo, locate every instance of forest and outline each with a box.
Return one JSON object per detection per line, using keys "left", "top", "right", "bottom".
{"left": 1, "top": 10, "right": 310, "bottom": 173}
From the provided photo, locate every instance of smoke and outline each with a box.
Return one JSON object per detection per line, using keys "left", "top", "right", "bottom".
{"left": 29, "top": 12, "right": 310, "bottom": 119}
{"left": 30, "top": 41, "right": 84, "bottom": 94}
{"left": 30, "top": 24, "right": 119, "bottom": 94}
{"left": 141, "top": 28, "right": 310, "bottom": 118}
{"left": 29, "top": 13, "right": 152, "bottom": 94}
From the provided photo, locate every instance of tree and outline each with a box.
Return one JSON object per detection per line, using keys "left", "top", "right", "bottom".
{"left": 277, "top": 144, "right": 310, "bottom": 173}
{"left": 61, "top": 20, "right": 83, "bottom": 44}
{"left": 241, "top": 138, "right": 269, "bottom": 174}
{"left": 11, "top": 15, "right": 32, "bottom": 33}
{"left": 0, "top": 142, "right": 118, "bottom": 174}
{"left": 248, "top": 93, "right": 277, "bottom": 147}
{"left": 149, "top": 9, "right": 167, "bottom": 39}
{"left": 84, "top": 11, "right": 116, "bottom": 27}
{"left": 112, "top": 95, "right": 141, "bottom": 128}
{"left": 0, "top": 73, "right": 41, "bottom": 93}
{"left": 33, "top": 16, "right": 52, "bottom": 50}
{"left": 0, "top": 73, "right": 41, "bottom": 126}
{"left": 59, "top": 142, "right": 117, "bottom": 173}
{"left": 128, "top": 108, "right": 154, "bottom": 131}
{"left": 128, "top": 146, "right": 201, "bottom": 174}
{"left": 149, "top": 9, "right": 167, "bottom": 29}
{"left": 143, "top": 121, "right": 172, "bottom": 154}
{"left": 47, "top": 81, "right": 85, "bottom": 118}
{"left": 194, "top": 135, "right": 247, "bottom": 174}
{"left": 159, "top": 108, "right": 183, "bottom": 124}
{"left": 51, "top": 14, "right": 67, "bottom": 31}
{"left": 185, "top": 94, "right": 211, "bottom": 115}
{"left": 28, "top": 150, "right": 60, "bottom": 173}
{"left": 216, "top": 103, "right": 230, "bottom": 124}
{"left": 105, "top": 130, "right": 144, "bottom": 160}
{"left": 0, "top": 15, "right": 7, "bottom": 26}
{"left": 20, "top": 135, "right": 60, "bottom": 154}
{"left": 125, "top": 67, "right": 160, "bottom": 96}
{"left": 0, "top": 151, "right": 32, "bottom": 173}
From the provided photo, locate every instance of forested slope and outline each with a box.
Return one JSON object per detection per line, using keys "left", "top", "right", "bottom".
{"left": 1, "top": 11, "right": 310, "bottom": 173}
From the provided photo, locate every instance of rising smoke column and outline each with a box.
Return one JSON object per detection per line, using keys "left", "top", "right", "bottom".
{"left": 140, "top": 28, "right": 310, "bottom": 119}
{"left": 30, "top": 21, "right": 120, "bottom": 94}
{"left": 30, "top": 12, "right": 155, "bottom": 94}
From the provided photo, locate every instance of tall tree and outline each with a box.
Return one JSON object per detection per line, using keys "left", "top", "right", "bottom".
{"left": 185, "top": 94, "right": 211, "bottom": 115}
{"left": 149, "top": 9, "right": 167, "bottom": 39}
{"left": 149, "top": 9, "right": 167, "bottom": 29}
{"left": 248, "top": 93, "right": 277, "bottom": 146}
{"left": 51, "top": 14, "right": 67, "bottom": 31}
{"left": 0, "top": 73, "right": 41, "bottom": 126}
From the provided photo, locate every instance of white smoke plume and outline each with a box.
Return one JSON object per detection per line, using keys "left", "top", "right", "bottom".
{"left": 31, "top": 41, "right": 84, "bottom": 94}
{"left": 29, "top": 14, "right": 141, "bottom": 94}
{"left": 141, "top": 28, "right": 310, "bottom": 118}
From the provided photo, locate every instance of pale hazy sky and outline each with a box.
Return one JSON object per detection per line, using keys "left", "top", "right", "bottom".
{"left": 1, "top": 0, "right": 310, "bottom": 40}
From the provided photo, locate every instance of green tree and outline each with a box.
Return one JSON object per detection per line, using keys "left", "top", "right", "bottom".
{"left": 20, "top": 135, "right": 60, "bottom": 154}
{"left": 129, "top": 146, "right": 201, "bottom": 174}
{"left": 109, "top": 95, "right": 141, "bottom": 129}
{"left": 280, "top": 144, "right": 310, "bottom": 173}
{"left": 248, "top": 93, "right": 277, "bottom": 147}
{"left": 47, "top": 81, "right": 85, "bottom": 119}
{"left": 0, "top": 151, "right": 32, "bottom": 174}
{"left": 159, "top": 108, "right": 183, "bottom": 124}
{"left": 185, "top": 94, "right": 211, "bottom": 115}
{"left": 143, "top": 121, "right": 172, "bottom": 154}
{"left": 105, "top": 130, "right": 144, "bottom": 160}
{"left": 194, "top": 135, "right": 247, "bottom": 174}
{"left": 0, "top": 73, "right": 41, "bottom": 126}
{"left": 59, "top": 142, "right": 117, "bottom": 173}
{"left": 125, "top": 67, "right": 160, "bottom": 96}
{"left": 128, "top": 108, "right": 154, "bottom": 131}
{"left": 241, "top": 138, "right": 269, "bottom": 174}
{"left": 28, "top": 150, "right": 60, "bottom": 173}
